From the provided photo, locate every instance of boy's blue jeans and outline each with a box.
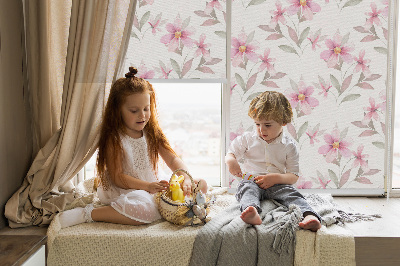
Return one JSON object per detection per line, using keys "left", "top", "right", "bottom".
{"left": 236, "top": 180, "right": 321, "bottom": 221}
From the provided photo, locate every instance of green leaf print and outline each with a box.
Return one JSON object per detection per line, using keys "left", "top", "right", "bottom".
{"left": 330, "top": 75, "right": 340, "bottom": 93}
{"left": 279, "top": 45, "right": 298, "bottom": 55}
{"left": 130, "top": 31, "right": 139, "bottom": 39}
{"left": 139, "top": 11, "right": 150, "bottom": 31}
{"left": 343, "top": 0, "right": 362, "bottom": 9}
{"left": 298, "top": 27, "right": 310, "bottom": 46}
{"left": 297, "top": 121, "right": 308, "bottom": 140}
{"left": 372, "top": 142, "right": 385, "bottom": 149}
{"left": 235, "top": 73, "right": 246, "bottom": 91}
{"left": 215, "top": 31, "right": 226, "bottom": 39}
{"left": 170, "top": 59, "right": 181, "bottom": 78}
{"left": 374, "top": 47, "right": 388, "bottom": 54}
{"left": 247, "top": 0, "right": 266, "bottom": 7}
{"left": 328, "top": 169, "right": 339, "bottom": 188}
{"left": 340, "top": 94, "right": 361, "bottom": 104}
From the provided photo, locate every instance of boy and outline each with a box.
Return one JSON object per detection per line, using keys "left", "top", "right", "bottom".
{"left": 225, "top": 91, "right": 321, "bottom": 231}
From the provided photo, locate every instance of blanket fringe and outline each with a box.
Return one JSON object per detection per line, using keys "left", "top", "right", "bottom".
{"left": 272, "top": 205, "right": 303, "bottom": 254}
{"left": 337, "top": 210, "right": 382, "bottom": 224}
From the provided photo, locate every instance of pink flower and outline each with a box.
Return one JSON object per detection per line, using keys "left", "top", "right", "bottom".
{"left": 379, "top": 90, "right": 386, "bottom": 111}
{"left": 158, "top": 63, "right": 172, "bottom": 79}
{"left": 307, "top": 30, "right": 324, "bottom": 51}
{"left": 353, "top": 49, "right": 371, "bottom": 76}
{"left": 194, "top": 34, "right": 211, "bottom": 60}
{"left": 362, "top": 97, "right": 380, "bottom": 125}
{"left": 320, "top": 32, "right": 354, "bottom": 68}
{"left": 381, "top": 0, "right": 389, "bottom": 17}
{"left": 364, "top": 3, "right": 382, "bottom": 29}
{"left": 230, "top": 77, "right": 237, "bottom": 94}
{"left": 306, "top": 128, "right": 319, "bottom": 145}
{"left": 318, "top": 177, "right": 331, "bottom": 189}
{"left": 140, "top": 0, "right": 154, "bottom": 5}
{"left": 318, "top": 128, "right": 353, "bottom": 163}
{"left": 231, "top": 29, "right": 259, "bottom": 67}
{"left": 161, "top": 15, "right": 195, "bottom": 52}
{"left": 286, "top": 81, "right": 319, "bottom": 115}
{"left": 205, "top": 0, "right": 223, "bottom": 15}
{"left": 137, "top": 64, "right": 155, "bottom": 79}
{"left": 269, "top": 1, "right": 286, "bottom": 28}
{"left": 148, "top": 15, "right": 165, "bottom": 35}
{"left": 296, "top": 175, "right": 313, "bottom": 189}
{"left": 318, "top": 79, "right": 331, "bottom": 98}
{"left": 352, "top": 145, "right": 370, "bottom": 172}
{"left": 230, "top": 126, "right": 244, "bottom": 141}
{"left": 287, "top": 0, "right": 321, "bottom": 20}
{"left": 258, "top": 48, "right": 276, "bottom": 74}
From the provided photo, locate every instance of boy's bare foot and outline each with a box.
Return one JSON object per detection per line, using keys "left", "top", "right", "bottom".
{"left": 240, "top": 206, "right": 262, "bottom": 225}
{"left": 299, "top": 214, "right": 321, "bottom": 232}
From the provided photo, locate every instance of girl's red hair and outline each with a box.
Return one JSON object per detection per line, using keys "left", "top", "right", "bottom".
{"left": 96, "top": 69, "right": 176, "bottom": 189}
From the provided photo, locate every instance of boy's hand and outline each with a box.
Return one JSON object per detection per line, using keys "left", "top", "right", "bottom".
{"left": 254, "top": 173, "right": 279, "bottom": 189}
{"left": 225, "top": 153, "right": 242, "bottom": 177}
{"left": 227, "top": 161, "right": 243, "bottom": 178}
{"left": 182, "top": 177, "right": 192, "bottom": 196}
{"left": 146, "top": 180, "right": 169, "bottom": 194}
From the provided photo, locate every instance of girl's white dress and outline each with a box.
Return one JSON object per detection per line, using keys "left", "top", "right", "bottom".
{"left": 97, "top": 134, "right": 162, "bottom": 223}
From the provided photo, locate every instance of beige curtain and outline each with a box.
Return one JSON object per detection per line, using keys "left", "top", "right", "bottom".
{"left": 24, "top": 0, "right": 71, "bottom": 156}
{"left": 5, "top": 0, "right": 136, "bottom": 228}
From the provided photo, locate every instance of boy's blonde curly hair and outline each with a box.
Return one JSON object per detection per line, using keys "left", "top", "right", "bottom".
{"left": 248, "top": 91, "right": 293, "bottom": 125}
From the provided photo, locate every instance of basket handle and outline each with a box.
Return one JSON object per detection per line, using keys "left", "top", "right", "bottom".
{"left": 170, "top": 169, "right": 196, "bottom": 196}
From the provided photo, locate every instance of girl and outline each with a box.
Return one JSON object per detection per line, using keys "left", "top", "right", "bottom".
{"left": 59, "top": 67, "right": 207, "bottom": 228}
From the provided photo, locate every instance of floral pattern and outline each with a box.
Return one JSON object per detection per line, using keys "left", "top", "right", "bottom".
{"left": 126, "top": 0, "right": 389, "bottom": 190}
{"left": 229, "top": 0, "right": 387, "bottom": 190}
{"left": 126, "top": 0, "right": 226, "bottom": 79}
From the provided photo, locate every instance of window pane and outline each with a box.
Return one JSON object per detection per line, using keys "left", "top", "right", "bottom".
{"left": 85, "top": 150, "right": 98, "bottom": 180}
{"left": 155, "top": 83, "right": 222, "bottom": 187}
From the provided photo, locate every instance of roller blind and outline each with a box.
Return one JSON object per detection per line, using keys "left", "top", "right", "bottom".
{"left": 125, "top": 0, "right": 394, "bottom": 194}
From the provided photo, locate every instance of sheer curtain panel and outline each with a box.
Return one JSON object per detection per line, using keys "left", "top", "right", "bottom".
{"left": 5, "top": 0, "right": 136, "bottom": 228}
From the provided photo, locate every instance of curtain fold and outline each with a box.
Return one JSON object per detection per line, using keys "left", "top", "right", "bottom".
{"left": 5, "top": 0, "right": 137, "bottom": 228}
{"left": 23, "top": 0, "right": 71, "bottom": 156}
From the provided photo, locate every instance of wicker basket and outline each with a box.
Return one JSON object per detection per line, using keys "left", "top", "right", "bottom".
{"left": 155, "top": 169, "right": 209, "bottom": 226}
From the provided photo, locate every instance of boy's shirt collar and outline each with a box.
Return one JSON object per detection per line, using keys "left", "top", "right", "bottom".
{"left": 253, "top": 130, "right": 286, "bottom": 144}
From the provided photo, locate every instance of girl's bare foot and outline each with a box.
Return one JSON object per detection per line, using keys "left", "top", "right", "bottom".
{"left": 299, "top": 214, "right": 321, "bottom": 232}
{"left": 240, "top": 206, "right": 262, "bottom": 225}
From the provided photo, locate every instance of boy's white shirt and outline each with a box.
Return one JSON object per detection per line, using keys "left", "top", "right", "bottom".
{"left": 227, "top": 130, "right": 299, "bottom": 176}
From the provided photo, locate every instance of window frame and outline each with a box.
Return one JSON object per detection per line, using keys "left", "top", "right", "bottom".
{"left": 79, "top": 0, "right": 400, "bottom": 197}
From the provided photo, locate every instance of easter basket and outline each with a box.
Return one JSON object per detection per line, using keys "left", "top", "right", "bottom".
{"left": 155, "top": 169, "right": 214, "bottom": 226}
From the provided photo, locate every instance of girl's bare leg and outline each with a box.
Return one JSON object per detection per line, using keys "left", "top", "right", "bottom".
{"left": 91, "top": 206, "right": 146, "bottom": 225}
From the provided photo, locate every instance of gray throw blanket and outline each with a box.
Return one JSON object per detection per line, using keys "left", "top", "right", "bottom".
{"left": 189, "top": 193, "right": 381, "bottom": 266}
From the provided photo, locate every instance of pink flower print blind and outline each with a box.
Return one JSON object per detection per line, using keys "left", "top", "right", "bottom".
{"left": 229, "top": 0, "right": 388, "bottom": 191}
{"left": 125, "top": 0, "right": 226, "bottom": 79}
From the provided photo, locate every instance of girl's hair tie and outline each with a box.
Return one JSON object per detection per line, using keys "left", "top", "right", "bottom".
{"left": 125, "top": 67, "right": 138, "bottom": 78}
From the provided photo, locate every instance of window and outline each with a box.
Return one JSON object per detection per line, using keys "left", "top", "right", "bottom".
{"left": 80, "top": 83, "right": 223, "bottom": 187}
{"left": 78, "top": 1, "right": 396, "bottom": 195}
{"left": 155, "top": 82, "right": 222, "bottom": 187}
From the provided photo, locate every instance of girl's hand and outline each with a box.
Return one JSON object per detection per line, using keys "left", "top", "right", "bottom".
{"left": 254, "top": 174, "right": 278, "bottom": 189}
{"left": 146, "top": 180, "right": 169, "bottom": 194}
